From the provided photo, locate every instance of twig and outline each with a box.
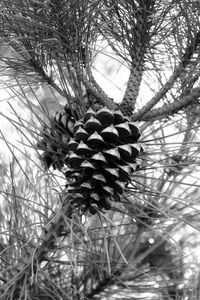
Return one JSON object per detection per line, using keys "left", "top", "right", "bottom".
{"left": 72, "top": 58, "right": 114, "bottom": 109}
{"left": 132, "top": 31, "right": 200, "bottom": 120}
{"left": 132, "top": 86, "right": 200, "bottom": 121}
{"left": 1, "top": 37, "right": 69, "bottom": 99}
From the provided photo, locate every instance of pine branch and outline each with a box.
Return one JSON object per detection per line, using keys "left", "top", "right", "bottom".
{"left": 72, "top": 58, "right": 115, "bottom": 109}
{"left": 133, "top": 86, "right": 200, "bottom": 121}
{"left": 29, "top": 57, "right": 67, "bottom": 98}
{"left": 1, "top": 37, "right": 69, "bottom": 97}
{"left": 119, "top": 0, "right": 155, "bottom": 115}
{"left": 0, "top": 0, "right": 105, "bottom": 110}
{"left": 133, "top": 31, "right": 200, "bottom": 120}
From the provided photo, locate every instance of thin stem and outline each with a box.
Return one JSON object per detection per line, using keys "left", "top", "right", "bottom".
{"left": 133, "top": 86, "right": 200, "bottom": 121}
{"left": 133, "top": 31, "right": 200, "bottom": 120}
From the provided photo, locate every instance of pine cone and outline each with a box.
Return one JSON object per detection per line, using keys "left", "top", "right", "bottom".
{"left": 37, "top": 106, "right": 77, "bottom": 170}
{"left": 63, "top": 107, "right": 142, "bottom": 214}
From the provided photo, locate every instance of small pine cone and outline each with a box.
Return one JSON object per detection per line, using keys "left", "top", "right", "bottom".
{"left": 37, "top": 106, "right": 77, "bottom": 170}
{"left": 63, "top": 107, "right": 142, "bottom": 214}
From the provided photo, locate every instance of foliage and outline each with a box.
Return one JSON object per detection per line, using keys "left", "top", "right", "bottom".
{"left": 0, "top": 0, "right": 200, "bottom": 299}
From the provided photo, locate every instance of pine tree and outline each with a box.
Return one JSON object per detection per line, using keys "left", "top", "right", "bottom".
{"left": 0, "top": 1, "right": 200, "bottom": 299}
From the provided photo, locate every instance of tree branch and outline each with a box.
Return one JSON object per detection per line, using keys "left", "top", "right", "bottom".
{"left": 133, "top": 86, "right": 200, "bottom": 121}
{"left": 72, "top": 58, "right": 114, "bottom": 109}
{"left": 133, "top": 31, "right": 200, "bottom": 120}
{"left": 1, "top": 38, "right": 69, "bottom": 100}
{"left": 119, "top": 0, "right": 155, "bottom": 115}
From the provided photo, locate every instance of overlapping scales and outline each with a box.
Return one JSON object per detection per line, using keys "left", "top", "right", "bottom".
{"left": 63, "top": 107, "right": 142, "bottom": 214}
